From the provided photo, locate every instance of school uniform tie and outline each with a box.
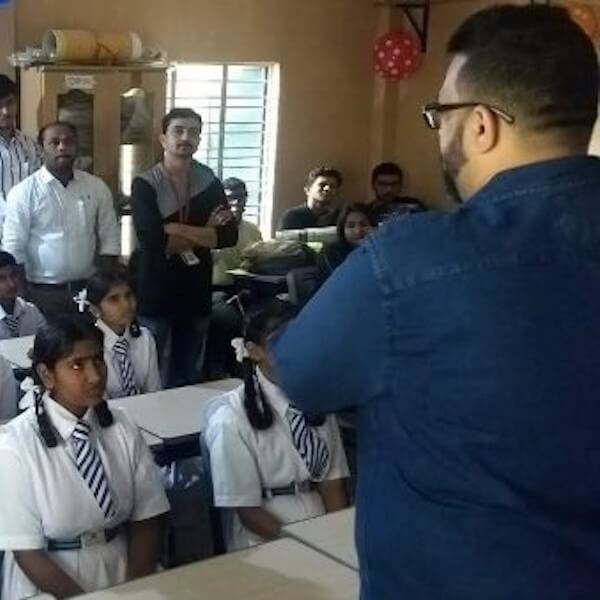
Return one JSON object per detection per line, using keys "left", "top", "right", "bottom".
{"left": 112, "top": 337, "right": 139, "bottom": 396}
{"left": 3, "top": 314, "right": 19, "bottom": 337}
{"left": 71, "top": 420, "right": 115, "bottom": 518}
{"left": 286, "top": 406, "right": 330, "bottom": 480}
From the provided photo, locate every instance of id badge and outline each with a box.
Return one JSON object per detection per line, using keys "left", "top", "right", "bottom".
{"left": 180, "top": 251, "right": 200, "bottom": 266}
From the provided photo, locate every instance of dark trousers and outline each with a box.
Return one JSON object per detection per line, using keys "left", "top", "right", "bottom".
{"left": 139, "top": 314, "right": 210, "bottom": 388}
{"left": 27, "top": 281, "right": 86, "bottom": 318}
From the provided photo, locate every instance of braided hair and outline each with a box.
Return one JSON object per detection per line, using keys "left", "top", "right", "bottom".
{"left": 32, "top": 315, "right": 114, "bottom": 447}
{"left": 241, "top": 300, "right": 297, "bottom": 430}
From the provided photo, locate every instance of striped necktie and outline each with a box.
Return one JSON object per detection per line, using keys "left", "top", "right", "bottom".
{"left": 71, "top": 420, "right": 115, "bottom": 519}
{"left": 286, "top": 406, "right": 330, "bottom": 480}
{"left": 3, "top": 314, "right": 19, "bottom": 337}
{"left": 112, "top": 337, "right": 139, "bottom": 396}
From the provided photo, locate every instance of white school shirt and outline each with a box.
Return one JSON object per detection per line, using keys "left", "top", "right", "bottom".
{"left": 0, "top": 131, "right": 42, "bottom": 232}
{"left": 204, "top": 368, "right": 349, "bottom": 552}
{"left": 96, "top": 319, "right": 162, "bottom": 399}
{"left": 2, "top": 166, "right": 121, "bottom": 284}
{"left": 0, "top": 296, "right": 46, "bottom": 340}
{"left": 0, "top": 395, "right": 170, "bottom": 599}
{"left": 0, "top": 354, "right": 17, "bottom": 421}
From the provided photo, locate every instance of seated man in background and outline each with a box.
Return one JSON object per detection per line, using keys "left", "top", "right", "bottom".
{"left": 0, "top": 251, "right": 45, "bottom": 340}
{"left": 278, "top": 166, "right": 342, "bottom": 230}
{"left": 369, "top": 162, "right": 427, "bottom": 224}
{"left": 206, "top": 177, "right": 262, "bottom": 378}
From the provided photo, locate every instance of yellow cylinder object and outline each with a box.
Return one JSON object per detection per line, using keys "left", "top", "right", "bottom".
{"left": 97, "top": 32, "right": 133, "bottom": 65}
{"left": 42, "top": 29, "right": 98, "bottom": 63}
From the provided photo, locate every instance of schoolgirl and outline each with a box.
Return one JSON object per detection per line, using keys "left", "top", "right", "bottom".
{"left": 84, "top": 271, "right": 162, "bottom": 399}
{"left": 0, "top": 316, "right": 170, "bottom": 599}
{"left": 204, "top": 299, "right": 349, "bottom": 551}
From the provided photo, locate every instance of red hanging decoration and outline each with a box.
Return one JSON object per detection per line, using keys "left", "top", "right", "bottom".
{"left": 373, "top": 29, "right": 422, "bottom": 80}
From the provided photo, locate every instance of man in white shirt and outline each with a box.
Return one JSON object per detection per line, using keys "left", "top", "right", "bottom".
{"left": 2, "top": 121, "right": 120, "bottom": 316}
{"left": 0, "top": 75, "right": 42, "bottom": 232}
{"left": 0, "top": 250, "right": 45, "bottom": 339}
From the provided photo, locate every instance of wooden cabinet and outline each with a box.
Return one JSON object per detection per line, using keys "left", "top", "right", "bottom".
{"left": 19, "top": 65, "right": 167, "bottom": 203}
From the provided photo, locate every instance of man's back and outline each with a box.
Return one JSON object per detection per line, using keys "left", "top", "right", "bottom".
{"left": 272, "top": 156, "right": 600, "bottom": 599}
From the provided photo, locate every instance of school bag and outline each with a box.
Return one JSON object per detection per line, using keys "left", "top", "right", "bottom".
{"left": 240, "top": 240, "right": 316, "bottom": 276}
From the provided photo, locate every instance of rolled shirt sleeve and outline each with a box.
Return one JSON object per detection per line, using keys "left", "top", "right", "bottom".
{"left": 96, "top": 181, "right": 121, "bottom": 257}
{"left": 2, "top": 181, "right": 32, "bottom": 264}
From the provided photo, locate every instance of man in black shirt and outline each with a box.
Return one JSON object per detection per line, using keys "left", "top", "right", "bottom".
{"left": 369, "top": 162, "right": 427, "bottom": 224}
{"left": 130, "top": 108, "right": 237, "bottom": 387}
{"left": 278, "top": 166, "right": 342, "bottom": 230}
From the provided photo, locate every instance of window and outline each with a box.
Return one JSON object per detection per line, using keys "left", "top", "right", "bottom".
{"left": 168, "top": 63, "right": 279, "bottom": 234}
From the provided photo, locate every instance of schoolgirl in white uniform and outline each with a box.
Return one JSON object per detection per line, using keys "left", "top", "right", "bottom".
{"left": 204, "top": 300, "right": 349, "bottom": 552}
{"left": 0, "top": 316, "right": 170, "bottom": 599}
{"left": 84, "top": 271, "right": 162, "bottom": 399}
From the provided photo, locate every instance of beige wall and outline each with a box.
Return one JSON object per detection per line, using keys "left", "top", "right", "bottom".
{"left": 15, "top": 0, "right": 376, "bottom": 228}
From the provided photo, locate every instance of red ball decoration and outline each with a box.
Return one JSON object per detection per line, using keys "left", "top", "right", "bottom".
{"left": 373, "top": 29, "right": 422, "bottom": 80}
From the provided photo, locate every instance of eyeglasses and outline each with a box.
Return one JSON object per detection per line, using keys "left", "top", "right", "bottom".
{"left": 422, "top": 101, "right": 515, "bottom": 130}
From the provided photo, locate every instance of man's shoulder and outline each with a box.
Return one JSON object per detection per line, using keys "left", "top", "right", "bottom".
{"left": 135, "top": 163, "right": 163, "bottom": 190}
{"left": 74, "top": 169, "right": 111, "bottom": 192}
{"left": 6, "top": 169, "right": 41, "bottom": 200}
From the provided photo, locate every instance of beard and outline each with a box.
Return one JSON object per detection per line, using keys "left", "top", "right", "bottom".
{"left": 440, "top": 122, "right": 467, "bottom": 205}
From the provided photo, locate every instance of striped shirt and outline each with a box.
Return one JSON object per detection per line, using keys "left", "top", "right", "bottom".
{"left": 0, "top": 130, "right": 42, "bottom": 202}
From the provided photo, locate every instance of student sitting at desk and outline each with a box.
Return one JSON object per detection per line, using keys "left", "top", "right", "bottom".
{"left": 0, "top": 251, "right": 45, "bottom": 340}
{"left": 317, "top": 203, "right": 375, "bottom": 281}
{"left": 85, "top": 271, "right": 162, "bottom": 399}
{"left": 204, "top": 300, "right": 348, "bottom": 552}
{"left": 0, "top": 316, "right": 170, "bottom": 599}
{"left": 0, "top": 353, "right": 17, "bottom": 421}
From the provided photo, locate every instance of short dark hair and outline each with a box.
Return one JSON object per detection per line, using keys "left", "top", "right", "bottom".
{"left": 336, "top": 202, "right": 375, "bottom": 244}
{"left": 0, "top": 250, "right": 17, "bottom": 270}
{"left": 0, "top": 75, "right": 17, "bottom": 101}
{"left": 305, "top": 166, "right": 343, "bottom": 189}
{"left": 371, "top": 162, "right": 403, "bottom": 185}
{"left": 162, "top": 108, "right": 202, "bottom": 134}
{"left": 38, "top": 121, "right": 78, "bottom": 146}
{"left": 85, "top": 269, "right": 133, "bottom": 306}
{"left": 447, "top": 5, "right": 599, "bottom": 134}
{"left": 223, "top": 177, "right": 248, "bottom": 196}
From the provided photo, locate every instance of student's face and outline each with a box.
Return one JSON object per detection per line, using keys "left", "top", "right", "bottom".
{"left": 37, "top": 339, "right": 107, "bottom": 416}
{"left": 0, "top": 265, "right": 19, "bottom": 302}
{"left": 224, "top": 189, "right": 247, "bottom": 222}
{"left": 344, "top": 212, "right": 373, "bottom": 247}
{"left": 0, "top": 94, "right": 17, "bottom": 130}
{"left": 42, "top": 125, "right": 78, "bottom": 172}
{"left": 94, "top": 283, "right": 136, "bottom": 335}
{"left": 160, "top": 117, "right": 201, "bottom": 159}
{"left": 373, "top": 174, "right": 403, "bottom": 203}
{"left": 305, "top": 176, "right": 340, "bottom": 214}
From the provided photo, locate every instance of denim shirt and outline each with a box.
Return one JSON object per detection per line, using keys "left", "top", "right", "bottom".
{"left": 271, "top": 156, "right": 600, "bottom": 600}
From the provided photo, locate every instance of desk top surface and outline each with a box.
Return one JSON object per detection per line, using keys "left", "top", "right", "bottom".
{"left": 283, "top": 508, "right": 358, "bottom": 571}
{"left": 0, "top": 335, "right": 33, "bottom": 368}
{"left": 76, "top": 538, "right": 359, "bottom": 599}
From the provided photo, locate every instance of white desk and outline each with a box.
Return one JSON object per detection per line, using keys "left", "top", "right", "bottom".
{"left": 111, "top": 385, "right": 228, "bottom": 442}
{"left": 204, "top": 377, "right": 242, "bottom": 393}
{"left": 76, "top": 538, "right": 359, "bottom": 599}
{"left": 283, "top": 508, "right": 358, "bottom": 571}
{"left": 0, "top": 334, "right": 33, "bottom": 368}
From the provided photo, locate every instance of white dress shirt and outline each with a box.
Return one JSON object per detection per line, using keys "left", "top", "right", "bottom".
{"left": 0, "top": 296, "right": 46, "bottom": 340}
{"left": 204, "top": 368, "right": 349, "bottom": 551}
{"left": 96, "top": 319, "right": 162, "bottom": 399}
{"left": 2, "top": 166, "right": 121, "bottom": 284}
{"left": 0, "top": 394, "right": 170, "bottom": 598}
{"left": 0, "top": 131, "right": 42, "bottom": 236}
{"left": 0, "top": 354, "right": 17, "bottom": 421}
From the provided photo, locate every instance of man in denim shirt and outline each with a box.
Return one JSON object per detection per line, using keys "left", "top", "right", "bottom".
{"left": 271, "top": 6, "right": 600, "bottom": 599}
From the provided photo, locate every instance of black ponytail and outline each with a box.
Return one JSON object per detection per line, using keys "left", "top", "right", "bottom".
{"left": 241, "top": 299, "right": 299, "bottom": 431}
{"left": 32, "top": 315, "right": 115, "bottom": 447}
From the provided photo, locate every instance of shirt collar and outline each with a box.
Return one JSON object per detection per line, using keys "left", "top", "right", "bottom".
{"left": 43, "top": 391, "right": 96, "bottom": 442}
{"left": 255, "top": 366, "right": 292, "bottom": 419}
{"left": 96, "top": 319, "right": 131, "bottom": 350}
{"left": 0, "top": 297, "right": 25, "bottom": 320}
{"left": 39, "top": 165, "right": 80, "bottom": 186}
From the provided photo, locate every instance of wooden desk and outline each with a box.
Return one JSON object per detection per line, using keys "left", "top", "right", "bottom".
{"left": 283, "top": 508, "right": 358, "bottom": 571}
{"left": 111, "top": 385, "right": 227, "bottom": 443}
{"left": 0, "top": 335, "right": 33, "bottom": 368}
{"left": 76, "top": 538, "right": 359, "bottom": 599}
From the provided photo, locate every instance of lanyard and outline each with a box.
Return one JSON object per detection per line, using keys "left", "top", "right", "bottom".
{"left": 162, "top": 164, "right": 191, "bottom": 224}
